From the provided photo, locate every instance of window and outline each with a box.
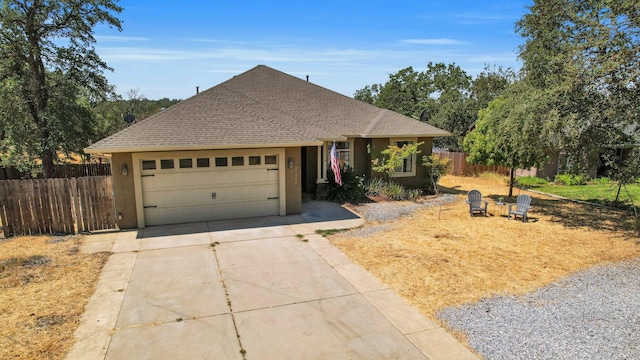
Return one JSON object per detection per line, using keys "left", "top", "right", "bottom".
{"left": 179, "top": 158, "right": 193, "bottom": 168}
{"left": 160, "top": 159, "right": 174, "bottom": 169}
{"left": 142, "top": 160, "right": 156, "bottom": 170}
{"left": 197, "top": 158, "right": 210, "bottom": 168}
{"left": 215, "top": 157, "right": 228, "bottom": 167}
{"left": 392, "top": 140, "right": 416, "bottom": 176}
{"left": 334, "top": 142, "right": 350, "bottom": 166}
{"left": 249, "top": 156, "right": 261, "bottom": 165}
{"left": 265, "top": 155, "right": 277, "bottom": 165}
{"left": 232, "top": 156, "right": 244, "bottom": 166}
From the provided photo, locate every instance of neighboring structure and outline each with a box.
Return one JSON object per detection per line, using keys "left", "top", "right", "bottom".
{"left": 86, "top": 65, "right": 450, "bottom": 228}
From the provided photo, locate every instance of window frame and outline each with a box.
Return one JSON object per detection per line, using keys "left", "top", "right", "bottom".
{"left": 390, "top": 138, "right": 418, "bottom": 178}
{"left": 325, "top": 140, "right": 353, "bottom": 178}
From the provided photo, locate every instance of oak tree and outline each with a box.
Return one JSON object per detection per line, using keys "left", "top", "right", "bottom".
{"left": 0, "top": 0, "right": 122, "bottom": 177}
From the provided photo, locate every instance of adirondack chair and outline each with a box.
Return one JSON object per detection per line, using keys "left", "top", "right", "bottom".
{"left": 508, "top": 194, "right": 532, "bottom": 222}
{"left": 466, "top": 190, "right": 488, "bottom": 217}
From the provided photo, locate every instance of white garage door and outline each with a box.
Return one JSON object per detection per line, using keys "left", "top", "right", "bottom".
{"left": 138, "top": 151, "right": 281, "bottom": 226}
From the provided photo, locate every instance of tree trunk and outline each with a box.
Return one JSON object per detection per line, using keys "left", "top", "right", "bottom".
{"left": 41, "top": 149, "right": 55, "bottom": 179}
{"left": 508, "top": 167, "right": 515, "bottom": 197}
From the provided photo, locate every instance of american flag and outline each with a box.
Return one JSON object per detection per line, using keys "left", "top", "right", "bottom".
{"left": 330, "top": 142, "right": 342, "bottom": 186}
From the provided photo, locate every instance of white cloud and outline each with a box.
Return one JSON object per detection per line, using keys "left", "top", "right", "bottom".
{"left": 97, "top": 45, "right": 394, "bottom": 64}
{"left": 401, "top": 38, "right": 467, "bottom": 45}
{"left": 95, "top": 35, "right": 150, "bottom": 42}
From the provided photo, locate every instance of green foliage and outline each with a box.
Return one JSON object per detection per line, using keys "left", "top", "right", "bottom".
{"left": 591, "top": 177, "right": 612, "bottom": 186}
{"left": 554, "top": 174, "right": 589, "bottom": 186}
{"left": 384, "top": 181, "right": 407, "bottom": 201}
{"left": 93, "top": 89, "right": 181, "bottom": 140}
{"left": 364, "top": 177, "right": 386, "bottom": 197}
{"left": 464, "top": 82, "right": 551, "bottom": 170}
{"left": 325, "top": 165, "right": 365, "bottom": 203}
{"left": 515, "top": 176, "right": 548, "bottom": 188}
{"left": 0, "top": 0, "right": 122, "bottom": 177}
{"left": 421, "top": 154, "right": 450, "bottom": 194}
{"left": 365, "top": 178, "right": 421, "bottom": 201}
{"left": 315, "top": 229, "right": 345, "bottom": 237}
{"left": 536, "top": 183, "right": 640, "bottom": 208}
{"left": 353, "top": 84, "right": 380, "bottom": 105}
{"left": 372, "top": 142, "right": 423, "bottom": 179}
{"left": 516, "top": 0, "right": 640, "bottom": 181}
{"left": 353, "top": 63, "right": 514, "bottom": 151}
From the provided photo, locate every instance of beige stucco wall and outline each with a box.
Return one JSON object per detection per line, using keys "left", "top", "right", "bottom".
{"left": 352, "top": 137, "right": 370, "bottom": 177}
{"left": 110, "top": 152, "right": 138, "bottom": 229}
{"left": 368, "top": 137, "right": 434, "bottom": 189}
{"left": 285, "top": 147, "right": 302, "bottom": 215}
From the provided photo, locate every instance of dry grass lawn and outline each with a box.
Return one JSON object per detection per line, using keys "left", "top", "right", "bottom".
{"left": 332, "top": 174, "right": 640, "bottom": 323}
{"left": 0, "top": 235, "right": 109, "bottom": 359}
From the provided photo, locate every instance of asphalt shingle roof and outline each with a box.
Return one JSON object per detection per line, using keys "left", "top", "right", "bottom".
{"left": 86, "top": 65, "right": 451, "bottom": 153}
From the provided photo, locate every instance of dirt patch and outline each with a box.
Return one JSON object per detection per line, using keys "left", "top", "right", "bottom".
{"left": 330, "top": 174, "right": 640, "bottom": 325}
{"left": 0, "top": 235, "right": 109, "bottom": 359}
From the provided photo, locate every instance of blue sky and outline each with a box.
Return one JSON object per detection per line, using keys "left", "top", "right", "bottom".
{"left": 94, "top": 0, "right": 532, "bottom": 100}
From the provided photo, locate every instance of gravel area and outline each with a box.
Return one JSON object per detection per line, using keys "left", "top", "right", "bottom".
{"left": 438, "top": 258, "right": 640, "bottom": 360}
{"left": 338, "top": 194, "right": 458, "bottom": 238}
{"left": 350, "top": 194, "right": 458, "bottom": 222}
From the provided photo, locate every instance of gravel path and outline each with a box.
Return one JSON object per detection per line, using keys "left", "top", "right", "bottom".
{"left": 349, "top": 194, "right": 458, "bottom": 222}
{"left": 338, "top": 194, "right": 458, "bottom": 238}
{"left": 438, "top": 258, "right": 640, "bottom": 360}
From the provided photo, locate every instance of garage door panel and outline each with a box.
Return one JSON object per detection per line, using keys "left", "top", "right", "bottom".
{"left": 141, "top": 169, "right": 277, "bottom": 191}
{"left": 143, "top": 183, "right": 278, "bottom": 207}
{"left": 145, "top": 199, "right": 279, "bottom": 225}
{"left": 140, "top": 151, "right": 281, "bottom": 226}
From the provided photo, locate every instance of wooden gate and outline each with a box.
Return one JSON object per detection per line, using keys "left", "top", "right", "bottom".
{"left": 0, "top": 176, "right": 116, "bottom": 236}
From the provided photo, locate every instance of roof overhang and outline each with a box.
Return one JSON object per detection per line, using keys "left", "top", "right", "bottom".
{"left": 84, "top": 141, "right": 324, "bottom": 154}
{"left": 359, "top": 133, "right": 453, "bottom": 139}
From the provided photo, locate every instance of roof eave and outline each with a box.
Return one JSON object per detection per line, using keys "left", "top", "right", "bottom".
{"left": 84, "top": 141, "right": 324, "bottom": 154}
{"left": 361, "top": 132, "right": 453, "bottom": 139}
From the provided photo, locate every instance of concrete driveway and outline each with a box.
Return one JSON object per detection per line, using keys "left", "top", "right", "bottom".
{"left": 68, "top": 201, "right": 477, "bottom": 360}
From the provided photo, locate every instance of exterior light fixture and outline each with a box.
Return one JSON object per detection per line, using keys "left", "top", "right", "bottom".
{"left": 121, "top": 164, "right": 128, "bottom": 176}
{"left": 288, "top": 158, "right": 294, "bottom": 168}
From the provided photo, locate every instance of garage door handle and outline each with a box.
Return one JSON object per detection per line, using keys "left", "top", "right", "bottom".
{"left": 141, "top": 174, "right": 155, "bottom": 177}
{"left": 267, "top": 168, "right": 278, "bottom": 171}
{"left": 268, "top": 197, "right": 279, "bottom": 200}
{"left": 144, "top": 205, "right": 157, "bottom": 208}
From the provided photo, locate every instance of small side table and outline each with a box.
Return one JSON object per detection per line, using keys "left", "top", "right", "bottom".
{"left": 494, "top": 201, "right": 508, "bottom": 217}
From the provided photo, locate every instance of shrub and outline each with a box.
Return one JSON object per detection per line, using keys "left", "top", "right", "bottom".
{"left": 406, "top": 188, "right": 422, "bottom": 200}
{"left": 384, "top": 181, "right": 406, "bottom": 200}
{"left": 365, "top": 177, "right": 386, "bottom": 197}
{"left": 422, "top": 154, "right": 450, "bottom": 194}
{"left": 515, "top": 176, "right": 548, "bottom": 188}
{"left": 365, "top": 178, "right": 422, "bottom": 201}
{"left": 326, "top": 165, "right": 365, "bottom": 203}
{"left": 591, "top": 177, "right": 612, "bottom": 185}
{"left": 555, "top": 173, "right": 589, "bottom": 186}
{"left": 372, "top": 142, "right": 423, "bottom": 179}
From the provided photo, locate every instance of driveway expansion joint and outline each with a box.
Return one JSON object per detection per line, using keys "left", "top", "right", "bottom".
{"left": 212, "top": 244, "right": 247, "bottom": 360}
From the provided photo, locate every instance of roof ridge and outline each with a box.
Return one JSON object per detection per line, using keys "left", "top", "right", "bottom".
{"left": 363, "top": 110, "right": 386, "bottom": 136}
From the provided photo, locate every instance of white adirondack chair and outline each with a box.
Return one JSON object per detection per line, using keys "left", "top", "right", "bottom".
{"left": 508, "top": 194, "right": 532, "bottom": 222}
{"left": 466, "top": 190, "right": 488, "bottom": 217}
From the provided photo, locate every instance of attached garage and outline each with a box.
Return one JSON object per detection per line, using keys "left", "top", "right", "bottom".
{"left": 132, "top": 149, "right": 286, "bottom": 227}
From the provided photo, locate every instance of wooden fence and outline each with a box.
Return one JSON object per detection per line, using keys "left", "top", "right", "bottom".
{"left": 434, "top": 151, "right": 510, "bottom": 176}
{"left": 0, "top": 176, "right": 116, "bottom": 236}
{"left": 0, "top": 163, "right": 112, "bottom": 180}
